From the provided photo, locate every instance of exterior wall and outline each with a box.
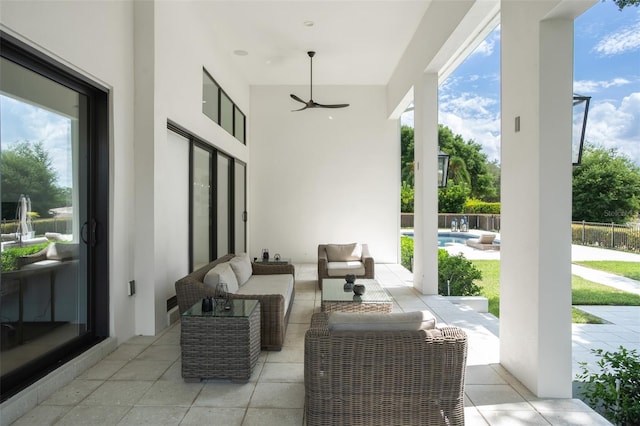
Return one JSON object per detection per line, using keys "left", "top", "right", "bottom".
{"left": 250, "top": 85, "right": 400, "bottom": 263}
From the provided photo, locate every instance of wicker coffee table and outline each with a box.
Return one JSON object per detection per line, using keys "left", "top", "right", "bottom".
{"left": 181, "top": 299, "right": 260, "bottom": 382}
{"left": 321, "top": 278, "right": 392, "bottom": 313}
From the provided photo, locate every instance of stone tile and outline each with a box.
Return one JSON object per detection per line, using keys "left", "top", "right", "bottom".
{"left": 135, "top": 344, "right": 181, "bottom": 362}
{"left": 193, "top": 382, "right": 256, "bottom": 408}
{"left": 110, "top": 359, "right": 173, "bottom": 381}
{"left": 80, "top": 381, "right": 153, "bottom": 406}
{"left": 463, "top": 406, "right": 489, "bottom": 425}
{"left": 243, "top": 408, "right": 304, "bottom": 426}
{"left": 529, "top": 398, "right": 593, "bottom": 412}
{"left": 464, "top": 385, "right": 532, "bottom": 411}
{"left": 103, "top": 343, "right": 148, "bottom": 361}
{"left": 117, "top": 405, "right": 189, "bottom": 425}
{"left": 10, "top": 404, "right": 71, "bottom": 426}
{"left": 465, "top": 365, "right": 508, "bottom": 385}
{"left": 136, "top": 380, "right": 203, "bottom": 406}
{"left": 539, "top": 410, "right": 613, "bottom": 425}
{"left": 77, "top": 359, "right": 126, "bottom": 380}
{"left": 265, "top": 346, "right": 305, "bottom": 363}
{"left": 180, "top": 407, "right": 246, "bottom": 426}
{"left": 55, "top": 405, "right": 130, "bottom": 425}
{"left": 480, "top": 410, "right": 551, "bottom": 425}
{"left": 249, "top": 382, "right": 305, "bottom": 409}
{"left": 41, "top": 380, "right": 103, "bottom": 406}
{"left": 259, "top": 362, "right": 304, "bottom": 383}
{"left": 159, "top": 360, "right": 182, "bottom": 381}
{"left": 126, "top": 335, "right": 159, "bottom": 345}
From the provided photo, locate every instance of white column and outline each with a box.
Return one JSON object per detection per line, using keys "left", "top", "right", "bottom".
{"left": 413, "top": 73, "right": 439, "bottom": 294}
{"left": 500, "top": 2, "right": 576, "bottom": 397}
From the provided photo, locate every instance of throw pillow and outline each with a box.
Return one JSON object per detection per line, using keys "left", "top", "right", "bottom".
{"left": 327, "top": 310, "right": 436, "bottom": 332}
{"left": 326, "top": 243, "right": 362, "bottom": 262}
{"left": 229, "top": 253, "right": 253, "bottom": 286}
{"left": 203, "top": 262, "right": 239, "bottom": 293}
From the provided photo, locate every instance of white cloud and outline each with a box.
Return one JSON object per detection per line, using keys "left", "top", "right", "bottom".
{"left": 584, "top": 92, "right": 640, "bottom": 165}
{"left": 593, "top": 19, "right": 640, "bottom": 56}
{"left": 574, "top": 78, "right": 631, "bottom": 94}
{"left": 469, "top": 26, "right": 500, "bottom": 58}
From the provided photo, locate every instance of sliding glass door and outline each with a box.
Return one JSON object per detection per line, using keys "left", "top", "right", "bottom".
{"left": 0, "top": 35, "right": 108, "bottom": 401}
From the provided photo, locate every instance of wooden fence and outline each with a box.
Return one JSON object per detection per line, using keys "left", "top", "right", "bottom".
{"left": 401, "top": 213, "right": 501, "bottom": 232}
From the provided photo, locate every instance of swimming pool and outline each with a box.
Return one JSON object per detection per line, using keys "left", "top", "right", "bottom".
{"left": 401, "top": 231, "right": 495, "bottom": 247}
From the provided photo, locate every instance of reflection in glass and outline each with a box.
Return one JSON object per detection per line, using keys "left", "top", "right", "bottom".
{"left": 220, "top": 92, "right": 233, "bottom": 135}
{"left": 217, "top": 154, "right": 230, "bottom": 256}
{"left": 202, "top": 70, "right": 219, "bottom": 123}
{"left": 0, "top": 57, "right": 87, "bottom": 379}
{"left": 234, "top": 106, "right": 245, "bottom": 143}
{"left": 192, "top": 146, "right": 212, "bottom": 269}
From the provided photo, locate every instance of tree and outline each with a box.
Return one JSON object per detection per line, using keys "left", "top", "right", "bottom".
{"left": 612, "top": 0, "right": 639, "bottom": 10}
{"left": 438, "top": 183, "right": 470, "bottom": 213}
{"left": 400, "top": 125, "right": 415, "bottom": 186}
{"left": 1, "top": 141, "right": 69, "bottom": 218}
{"left": 438, "top": 125, "right": 498, "bottom": 200}
{"left": 572, "top": 145, "right": 640, "bottom": 224}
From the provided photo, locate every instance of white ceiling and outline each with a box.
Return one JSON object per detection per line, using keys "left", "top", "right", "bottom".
{"left": 197, "top": 0, "right": 433, "bottom": 86}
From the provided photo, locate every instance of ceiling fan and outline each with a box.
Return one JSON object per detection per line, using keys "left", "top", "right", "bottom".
{"left": 290, "top": 51, "right": 349, "bottom": 111}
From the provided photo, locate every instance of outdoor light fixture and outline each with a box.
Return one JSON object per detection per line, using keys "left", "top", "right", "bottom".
{"left": 438, "top": 150, "right": 450, "bottom": 188}
{"left": 572, "top": 94, "right": 591, "bottom": 166}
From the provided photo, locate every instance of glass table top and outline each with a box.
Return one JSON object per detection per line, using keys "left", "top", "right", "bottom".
{"left": 322, "top": 279, "right": 391, "bottom": 303}
{"left": 183, "top": 298, "right": 258, "bottom": 318}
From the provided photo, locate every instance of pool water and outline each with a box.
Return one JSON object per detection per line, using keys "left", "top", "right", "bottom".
{"left": 401, "top": 232, "right": 488, "bottom": 246}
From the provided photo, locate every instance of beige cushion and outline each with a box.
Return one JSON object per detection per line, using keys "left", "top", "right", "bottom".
{"left": 229, "top": 253, "right": 253, "bottom": 286}
{"left": 237, "top": 274, "right": 295, "bottom": 315}
{"left": 46, "top": 243, "right": 78, "bottom": 261}
{"left": 327, "top": 261, "right": 365, "bottom": 276}
{"left": 328, "top": 310, "right": 437, "bottom": 332}
{"left": 203, "top": 262, "right": 239, "bottom": 293}
{"left": 478, "top": 234, "right": 496, "bottom": 244}
{"left": 326, "top": 243, "right": 362, "bottom": 262}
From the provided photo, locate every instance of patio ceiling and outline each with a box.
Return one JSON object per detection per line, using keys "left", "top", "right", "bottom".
{"left": 195, "top": 0, "right": 499, "bottom": 87}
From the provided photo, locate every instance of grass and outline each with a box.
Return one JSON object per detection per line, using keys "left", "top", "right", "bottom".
{"left": 574, "top": 260, "right": 640, "bottom": 281}
{"left": 470, "top": 260, "right": 640, "bottom": 323}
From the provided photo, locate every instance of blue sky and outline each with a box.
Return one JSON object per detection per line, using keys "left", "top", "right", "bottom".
{"left": 406, "top": 1, "right": 640, "bottom": 166}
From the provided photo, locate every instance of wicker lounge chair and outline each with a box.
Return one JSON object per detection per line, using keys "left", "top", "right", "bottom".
{"left": 304, "top": 312, "right": 468, "bottom": 426}
{"left": 317, "top": 243, "right": 374, "bottom": 289}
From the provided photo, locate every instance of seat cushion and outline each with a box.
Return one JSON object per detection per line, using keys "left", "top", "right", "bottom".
{"left": 237, "top": 274, "right": 294, "bottom": 315}
{"left": 328, "top": 310, "right": 437, "bottom": 332}
{"left": 229, "top": 253, "right": 253, "bottom": 286}
{"left": 327, "top": 261, "right": 365, "bottom": 276}
{"left": 326, "top": 243, "right": 362, "bottom": 262}
{"left": 203, "top": 262, "right": 239, "bottom": 293}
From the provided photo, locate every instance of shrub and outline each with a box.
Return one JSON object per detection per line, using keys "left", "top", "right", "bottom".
{"left": 1, "top": 243, "right": 49, "bottom": 272}
{"left": 464, "top": 198, "right": 501, "bottom": 214}
{"left": 576, "top": 346, "right": 640, "bottom": 425}
{"left": 400, "top": 235, "right": 414, "bottom": 271}
{"left": 437, "top": 249, "right": 482, "bottom": 296}
{"left": 438, "top": 183, "right": 469, "bottom": 213}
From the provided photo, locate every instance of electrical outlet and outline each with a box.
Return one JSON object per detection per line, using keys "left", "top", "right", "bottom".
{"left": 128, "top": 280, "right": 136, "bottom": 296}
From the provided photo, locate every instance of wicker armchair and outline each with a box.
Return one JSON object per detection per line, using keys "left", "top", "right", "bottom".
{"left": 304, "top": 312, "right": 468, "bottom": 426}
{"left": 317, "top": 243, "right": 374, "bottom": 289}
{"left": 175, "top": 254, "right": 295, "bottom": 350}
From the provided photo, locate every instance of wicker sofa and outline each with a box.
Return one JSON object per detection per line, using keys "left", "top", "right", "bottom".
{"left": 175, "top": 253, "right": 295, "bottom": 351}
{"left": 317, "top": 243, "right": 374, "bottom": 289}
{"left": 304, "top": 311, "right": 468, "bottom": 426}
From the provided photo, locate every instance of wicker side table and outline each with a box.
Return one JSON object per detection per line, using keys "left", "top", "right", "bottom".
{"left": 181, "top": 299, "right": 260, "bottom": 382}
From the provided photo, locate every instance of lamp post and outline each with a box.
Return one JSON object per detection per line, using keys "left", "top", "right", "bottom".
{"left": 572, "top": 94, "right": 591, "bottom": 166}
{"left": 438, "top": 150, "right": 450, "bottom": 188}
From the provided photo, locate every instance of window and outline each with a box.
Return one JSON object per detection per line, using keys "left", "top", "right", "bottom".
{"left": 201, "top": 68, "right": 246, "bottom": 144}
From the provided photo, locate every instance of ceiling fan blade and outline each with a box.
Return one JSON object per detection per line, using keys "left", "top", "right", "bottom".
{"left": 290, "top": 94, "right": 307, "bottom": 104}
{"left": 291, "top": 104, "right": 309, "bottom": 112}
{"left": 314, "top": 103, "right": 350, "bottom": 109}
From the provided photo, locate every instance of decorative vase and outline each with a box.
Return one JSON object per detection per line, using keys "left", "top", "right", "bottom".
{"left": 345, "top": 274, "right": 356, "bottom": 284}
{"left": 353, "top": 284, "right": 366, "bottom": 295}
{"left": 343, "top": 282, "right": 354, "bottom": 291}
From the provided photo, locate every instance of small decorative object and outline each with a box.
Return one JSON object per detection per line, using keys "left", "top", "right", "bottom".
{"left": 213, "top": 283, "right": 229, "bottom": 309}
{"left": 343, "top": 282, "right": 354, "bottom": 292}
{"left": 353, "top": 284, "right": 366, "bottom": 296}
{"left": 345, "top": 274, "right": 356, "bottom": 284}
{"left": 201, "top": 296, "right": 214, "bottom": 312}
{"left": 254, "top": 257, "right": 258, "bottom": 262}
{"left": 262, "top": 248, "right": 269, "bottom": 260}
{"left": 274, "top": 253, "right": 281, "bottom": 261}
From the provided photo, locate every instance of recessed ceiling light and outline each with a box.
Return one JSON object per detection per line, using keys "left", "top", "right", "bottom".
{"left": 303, "top": 20, "right": 314, "bottom": 27}
{"left": 233, "top": 49, "right": 248, "bottom": 56}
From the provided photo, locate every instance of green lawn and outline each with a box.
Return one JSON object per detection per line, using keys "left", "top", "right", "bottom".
{"left": 470, "top": 260, "right": 640, "bottom": 323}
{"left": 574, "top": 260, "right": 640, "bottom": 281}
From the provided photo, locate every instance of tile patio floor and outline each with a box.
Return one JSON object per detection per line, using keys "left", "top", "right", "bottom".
{"left": 5, "top": 263, "right": 614, "bottom": 425}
